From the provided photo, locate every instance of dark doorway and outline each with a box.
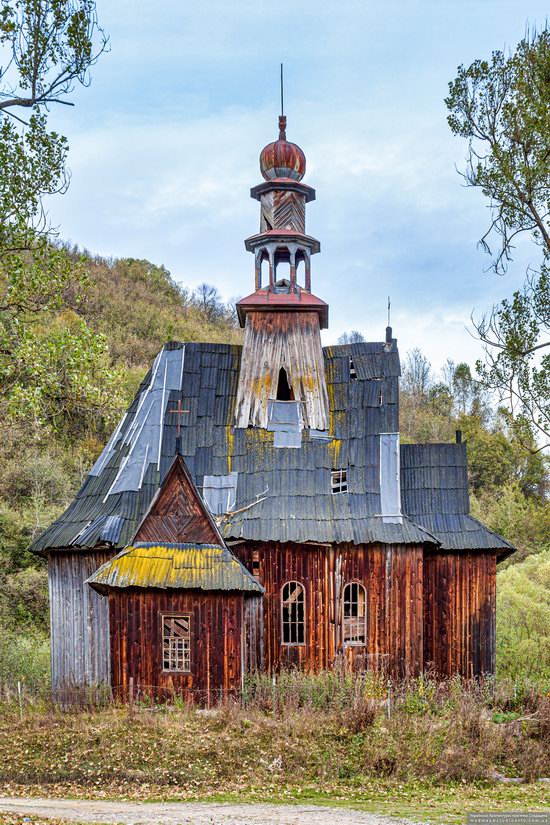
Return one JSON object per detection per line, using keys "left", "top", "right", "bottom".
{"left": 276, "top": 367, "right": 294, "bottom": 400}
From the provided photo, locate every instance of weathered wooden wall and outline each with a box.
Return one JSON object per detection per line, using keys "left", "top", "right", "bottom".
{"left": 234, "top": 312, "right": 329, "bottom": 430}
{"left": 423, "top": 551, "right": 496, "bottom": 678}
{"left": 234, "top": 542, "right": 424, "bottom": 677}
{"left": 48, "top": 549, "right": 113, "bottom": 696}
{"left": 109, "top": 589, "right": 249, "bottom": 704}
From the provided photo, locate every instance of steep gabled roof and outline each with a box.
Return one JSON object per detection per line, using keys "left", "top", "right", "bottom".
{"left": 400, "top": 443, "right": 515, "bottom": 558}
{"left": 133, "top": 453, "right": 222, "bottom": 547}
{"left": 34, "top": 339, "right": 433, "bottom": 552}
{"left": 33, "top": 340, "right": 509, "bottom": 555}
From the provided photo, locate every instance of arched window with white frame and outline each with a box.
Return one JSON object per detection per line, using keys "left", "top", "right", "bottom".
{"left": 281, "top": 581, "right": 305, "bottom": 645}
{"left": 342, "top": 582, "right": 366, "bottom": 645}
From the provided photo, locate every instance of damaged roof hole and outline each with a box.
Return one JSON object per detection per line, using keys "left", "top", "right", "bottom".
{"left": 349, "top": 357, "right": 357, "bottom": 379}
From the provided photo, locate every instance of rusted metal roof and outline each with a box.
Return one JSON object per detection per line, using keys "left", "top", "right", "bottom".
{"left": 236, "top": 283, "right": 327, "bottom": 327}
{"left": 259, "top": 115, "right": 306, "bottom": 182}
{"left": 86, "top": 542, "right": 263, "bottom": 594}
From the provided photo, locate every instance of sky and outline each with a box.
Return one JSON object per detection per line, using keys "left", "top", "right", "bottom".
{"left": 45, "top": 0, "right": 547, "bottom": 373}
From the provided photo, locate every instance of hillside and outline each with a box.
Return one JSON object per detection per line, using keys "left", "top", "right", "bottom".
{"left": 0, "top": 250, "right": 242, "bottom": 673}
{"left": 0, "top": 252, "right": 549, "bottom": 691}
{"left": 70, "top": 253, "right": 242, "bottom": 370}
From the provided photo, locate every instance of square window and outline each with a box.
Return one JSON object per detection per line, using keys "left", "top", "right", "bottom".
{"left": 162, "top": 614, "right": 191, "bottom": 672}
{"left": 331, "top": 469, "right": 348, "bottom": 494}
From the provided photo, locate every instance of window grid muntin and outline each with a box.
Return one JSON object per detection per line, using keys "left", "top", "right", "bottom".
{"left": 162, "top": 613, "right": 191, "bottom": 672}
{"left": 331, "top": 468, "right": 348, "bottom": 494}
{"left": 281, "top": 581, "right": 305, "bottom": 645}
{"left": 342, "top": 582, "right": 366, "bottom": 645}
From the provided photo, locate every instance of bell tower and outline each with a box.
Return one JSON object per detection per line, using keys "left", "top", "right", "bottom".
{"left": 235, "top": 115, "right": 329, "bottom": 432}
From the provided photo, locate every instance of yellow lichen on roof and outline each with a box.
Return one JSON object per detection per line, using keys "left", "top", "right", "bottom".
{"left": 87, "top": 543, "right": 263, "bottom": 594}
{"left": 225, "top": 425, "right": 234, "bottom": 474}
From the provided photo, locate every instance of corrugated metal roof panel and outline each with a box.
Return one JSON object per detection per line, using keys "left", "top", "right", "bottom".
{"left": 87, "top": 542, "right": 263, "bottom": 593}
{"left": 32, "top": 340, "right": 511, "bottom": 555}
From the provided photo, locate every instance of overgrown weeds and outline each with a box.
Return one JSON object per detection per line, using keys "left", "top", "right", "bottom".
{"left": 0, "top": 673, "right": 548, "bottom": 795}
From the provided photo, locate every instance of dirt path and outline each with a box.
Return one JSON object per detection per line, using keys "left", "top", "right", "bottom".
{"left": 0, "top": 796, "right": 416, "bottom": 825}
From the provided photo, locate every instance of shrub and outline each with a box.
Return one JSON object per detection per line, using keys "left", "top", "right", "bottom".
{"left": 496, "top": 550, "right": 550, "bottom": 682}
{"left": 0, "top": 625, "right": 50, "bottom": 697}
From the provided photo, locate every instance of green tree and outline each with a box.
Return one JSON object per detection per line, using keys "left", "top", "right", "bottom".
{"left": 446, "top": 27, "right": 550, "bottom": 446}
{"left": 496, "top": 550, "right": 550, "bottom": 681}
{"left": 0, "top": 1, "right": 118, "bottom": 442}
{"left": 1, "top": 0, "right": 108, "bottom": 293}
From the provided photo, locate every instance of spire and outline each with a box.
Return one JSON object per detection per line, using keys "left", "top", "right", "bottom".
{"left": 236, "top": 107, "right": 327, "bottom": 329}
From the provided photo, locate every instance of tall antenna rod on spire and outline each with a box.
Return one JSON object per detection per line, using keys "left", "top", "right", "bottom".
{"left": 280, "top": 63, "right": 284, "bottom": 116}
{"left": 387, "top": 296, "right": 391, "bottom": 327}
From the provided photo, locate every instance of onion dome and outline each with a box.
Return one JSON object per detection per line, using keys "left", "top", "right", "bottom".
{"left": 260, "top": 115, "right": 306, "bottom": 182}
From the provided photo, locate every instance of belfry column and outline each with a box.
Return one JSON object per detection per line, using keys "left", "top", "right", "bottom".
{"left": 234, "top": 115, "right": 329, "bottom": 432}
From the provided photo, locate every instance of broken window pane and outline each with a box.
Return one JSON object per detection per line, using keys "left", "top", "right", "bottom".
{"left": 343, "top": 583, "right": 366, "bottom": 645}
{"left": 162, "top": 614, "right": 191, "bottom": 672}
{"left": 331, "top": 468, "right": 348, "bottom": 493}
{"left": 281, "top": 581, "right": 305, "bottom": 645}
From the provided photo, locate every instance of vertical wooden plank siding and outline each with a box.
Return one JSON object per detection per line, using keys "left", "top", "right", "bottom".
{"left": 234, "top": 311, "right": 329, "bottom": 430}
{"left": 109, "top": 589, "right": 247, "bottom": 704}
{"left": 48, "top": 550, "right": 113, "bottom": 695}
{"left": 233, "top": 542, "right": 424, "bottom": 678}
{"left": 423, "top": 551, "right": 496, "bottom": 677}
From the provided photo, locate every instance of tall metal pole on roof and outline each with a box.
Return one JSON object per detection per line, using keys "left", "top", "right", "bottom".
{"left": 280, "top": 63, "right": 284, "bottom": 116}
{"left": 387, "top": 296, "right": 391, "bottom": 327}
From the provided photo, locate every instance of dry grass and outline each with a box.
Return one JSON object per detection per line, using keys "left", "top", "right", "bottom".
{"left": 0, "top": 674, "right": 548, "bottom": 801}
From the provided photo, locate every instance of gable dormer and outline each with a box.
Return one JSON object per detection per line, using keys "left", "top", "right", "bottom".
{"left": 134, "top": 454, "right": 221, "bottom": 546}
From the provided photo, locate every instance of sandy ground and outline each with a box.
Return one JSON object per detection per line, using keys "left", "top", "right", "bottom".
{"left": 0, "top": 796, "right": 417, "bottom": 825}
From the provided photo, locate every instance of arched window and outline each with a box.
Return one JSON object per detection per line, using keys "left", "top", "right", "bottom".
{"left": 281, "top": 581, "right": 305, "bottom": 645}
{"left": 342, "top": 582, "right": 366, "bottom": 645}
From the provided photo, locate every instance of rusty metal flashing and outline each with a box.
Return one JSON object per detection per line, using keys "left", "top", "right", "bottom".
{"left": 250, "top": 178, "right": 316, "bottom": 203}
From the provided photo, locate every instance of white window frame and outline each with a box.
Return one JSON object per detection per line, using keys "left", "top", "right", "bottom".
{"left": 331, "top": 468, "right": 348, "bottom": 494}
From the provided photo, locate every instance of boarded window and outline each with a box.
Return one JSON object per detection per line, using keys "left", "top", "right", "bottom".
{"left": 331, "top": 468, "right": 348, "bottom": 493}
{"left": 252, "top": 549, "right": 261, "bottom": 577}
{"left": 162, "top": 614, "right": 191, "bottom": 672}
{"left": 281, "top": 582, "right": 305, "bottom": 645}
{"left": 342, "top": 583, "right": 366, "bottom": 645}
{"left": 267, "top": 400, "right": 302, "bottom": 449}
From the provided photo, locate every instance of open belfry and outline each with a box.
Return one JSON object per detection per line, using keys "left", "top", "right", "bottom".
{"left": 33, "top": 111, "right": 514, "bottom": 703}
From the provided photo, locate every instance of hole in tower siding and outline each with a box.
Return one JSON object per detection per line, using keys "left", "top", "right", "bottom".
{"left": 276, "top": 367, "right": 294, "bottom": 401}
